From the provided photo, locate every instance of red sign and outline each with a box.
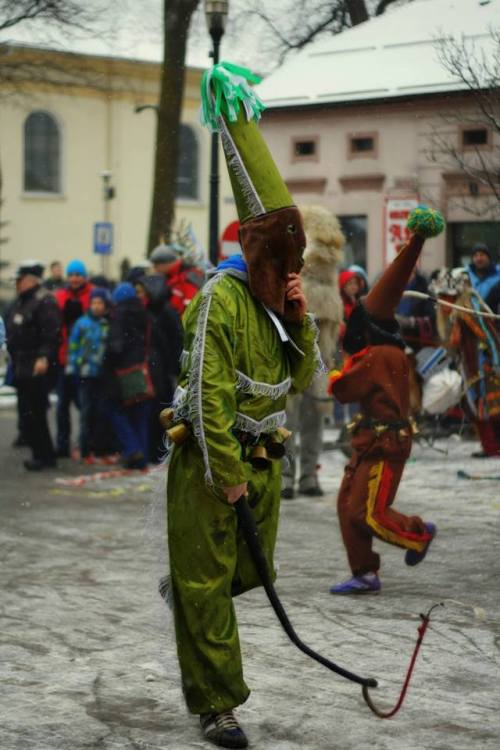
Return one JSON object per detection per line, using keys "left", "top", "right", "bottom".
{"left": 220, "top": 220, "right": 241, "bottom": 259}
{"left": 384, "top": 197, "right": 418, "bottom": 265}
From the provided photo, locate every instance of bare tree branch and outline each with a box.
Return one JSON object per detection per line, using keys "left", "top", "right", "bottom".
{"left": 0, "top": 0, "right": 104, "bottom": 34}
{"left": 230, "top": 0, "right": 411, "bottom": 70}
{"left": 427, "top": 29, "right": 500, "bottom": 217}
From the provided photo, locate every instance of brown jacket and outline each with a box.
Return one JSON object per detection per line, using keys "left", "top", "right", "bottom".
{"left": 332, "top": 345, "right": 413, "bottom": 461}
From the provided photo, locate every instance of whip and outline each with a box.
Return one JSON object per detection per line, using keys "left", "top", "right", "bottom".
{"left": 235, "top": 496, "right": 442, "bottom": 717}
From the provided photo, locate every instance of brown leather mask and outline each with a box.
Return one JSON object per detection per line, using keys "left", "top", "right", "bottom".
{"left": 239, "top": 206, "right": 306, "bottom": 322}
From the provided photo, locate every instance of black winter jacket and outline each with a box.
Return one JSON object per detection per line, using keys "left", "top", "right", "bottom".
{"left": 140, "top": 275, "right": 184, "bottom": 400}
{"left": 104, "top": 297, "right": 149, "bottom": 370}
{"left": 6, "top": 284, "right": 61, "bottom": 381}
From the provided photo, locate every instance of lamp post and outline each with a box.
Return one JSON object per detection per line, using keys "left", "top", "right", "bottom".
{"left": 204, "top": 0, "right": 229, "bottom": 267}
{"left": 99, "top": 170, "right": 115, "bottom": 276}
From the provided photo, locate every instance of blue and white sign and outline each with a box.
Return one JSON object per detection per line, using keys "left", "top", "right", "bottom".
{"left": 93, "top": 222, "right": 113, "bottom": 255}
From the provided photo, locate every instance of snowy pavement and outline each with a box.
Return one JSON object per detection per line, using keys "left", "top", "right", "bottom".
{"left": 1, "top": 404, "right": 499, "bottom": 750}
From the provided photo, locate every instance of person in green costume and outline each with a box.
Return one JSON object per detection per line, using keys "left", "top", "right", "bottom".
{"left": 164, "top": 62, "right": 322, "bottom": 749}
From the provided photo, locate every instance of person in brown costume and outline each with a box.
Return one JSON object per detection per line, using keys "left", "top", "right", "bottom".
{"left": 328, "top": 207, "right": 444, "bottom": 594}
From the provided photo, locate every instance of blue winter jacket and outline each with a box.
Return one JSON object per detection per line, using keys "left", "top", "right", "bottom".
{"left": 68, "top": 313, "right": 109, "bottom": 378}
{"left": 467, "top": 262, "right": 500, "bottom": 304}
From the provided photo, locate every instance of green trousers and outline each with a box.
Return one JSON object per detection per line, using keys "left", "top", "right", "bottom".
{"left": 167, "top": 439, "right": 281, "bottom": 715}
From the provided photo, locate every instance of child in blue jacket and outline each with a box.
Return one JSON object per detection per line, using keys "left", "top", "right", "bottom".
{"left": 69, "top": 288, "right": 110, "bottom": 460}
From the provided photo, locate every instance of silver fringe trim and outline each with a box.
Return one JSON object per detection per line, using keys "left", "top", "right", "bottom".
{"left": 186, "top": 274, "right": 225, "bottom": 485}
{"left": 180, "top": 349, "right": 190, "bottom": 371}
{"left": 218, "top": 115, "right": 264, "bottom": 219}
{"left": 172, "top": 385, "right": 189, "bottom": 421}
{"left": 305, "top": 312, "right": 327, "bottom": 376}
{"left": 234, "top": 410, "right": 287, "bottom": 436}
{"left": 235, "top": 370, "right": 291, "bottom": 401}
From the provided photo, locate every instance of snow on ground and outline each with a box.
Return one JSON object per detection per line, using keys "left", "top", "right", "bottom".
{"left": 0, "top": 407, "right": 499, "bottom": 749}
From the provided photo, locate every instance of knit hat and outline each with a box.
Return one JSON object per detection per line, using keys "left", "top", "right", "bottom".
{"left": 15, "top": 259, "right": 44, "bottom": 279}
{"left": 471, "top": 242, "right": 494, "bottom": 262}
{"left": 363, "top": 206, "right": 445, "bottom": 319}
{"left": 201, "top": 61, "right": 306, "bottom": 320}
{"left": 127, "top": 265, "right": 150, "bottom": 285}
{"left": 66, "top": 259, "right": 87, "bottom": 277}
{"left": 348, "top": 264, "right": 369, "bottom": 285}
{"left": 150, "top": 244, "right": 180, "bottom": 265}
{"left": 112, "top": 282, "right": 136, "bottom": 304}
{"left": 90, "top": 287, "right": 111, "bottom": 305}
{"left": 338, "top": 269, "right": 358, "bottom": 292}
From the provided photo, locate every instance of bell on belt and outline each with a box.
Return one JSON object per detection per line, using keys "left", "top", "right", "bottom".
{"left": 166, "top": 423, "right": 190, "bottom": 445}
{"left": 249, "top": 445, "right": 271, "bottom": 470}
{"left": 159, "top": 407, "right": 175, "bottom": 430}
{"left": 266, "top": 427, "right": 292, "bottom": 459}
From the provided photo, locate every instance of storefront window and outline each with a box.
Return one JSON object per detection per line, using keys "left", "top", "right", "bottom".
{"left": 338, "top": 215, "right": 367, "bottom": 268}
{"left": 450, "top": 222, "right": 500, "bottom": 267}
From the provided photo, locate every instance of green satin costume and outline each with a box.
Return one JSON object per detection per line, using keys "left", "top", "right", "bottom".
{"left": 167, "top": 269, "right": 318, "bottom": 715}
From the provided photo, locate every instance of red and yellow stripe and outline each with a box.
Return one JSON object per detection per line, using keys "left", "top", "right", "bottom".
{"left": 365, "top": 461, "right": 426, "bottom": 552}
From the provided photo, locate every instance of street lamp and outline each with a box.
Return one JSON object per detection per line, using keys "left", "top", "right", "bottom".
{"left": 204, "top": 0, "right": 229, "bottom": 266}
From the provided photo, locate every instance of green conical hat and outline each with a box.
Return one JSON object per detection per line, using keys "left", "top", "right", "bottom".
{"left": 201, "top": 61, "right": 293, "bottom": 224}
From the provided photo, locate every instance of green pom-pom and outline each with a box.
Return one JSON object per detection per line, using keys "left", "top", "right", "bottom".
{"left": 407, "top": 205, "right": 445, "bottom": 238}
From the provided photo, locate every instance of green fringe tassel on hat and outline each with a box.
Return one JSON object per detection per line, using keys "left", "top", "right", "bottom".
{"left": 407, "top": 205, "right": 445, "bottom": 238}
{"left": 200, "top": 61, "right": 294, "bottom": 225}
{"left": 200, "top": 61, "right": 265, "bottom": 132}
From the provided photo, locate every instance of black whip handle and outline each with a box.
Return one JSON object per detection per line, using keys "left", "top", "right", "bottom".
{"left": 235, "top": 496, "right": 378, "bottom": 688}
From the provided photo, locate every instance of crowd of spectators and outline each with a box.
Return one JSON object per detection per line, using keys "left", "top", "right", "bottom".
{"left": 2, "top": 244, "right": 202, "bottom": 471}
{"left": 1, "top": 239, "right": 498, "bottom": 471}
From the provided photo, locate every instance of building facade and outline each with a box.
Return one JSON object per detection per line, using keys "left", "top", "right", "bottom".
{"left": 0, "top": 45, "right": 235, "bottom": 292}
{"left": 257, "top": 0, "right": 500, "bottom": 279}
{"left": 259, "top": 93, "right": 499, "bottom": 278}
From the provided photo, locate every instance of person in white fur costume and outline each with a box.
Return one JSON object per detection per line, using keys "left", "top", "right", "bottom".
{"left": 282, "top": 205, "right": 345, "bottom": 498}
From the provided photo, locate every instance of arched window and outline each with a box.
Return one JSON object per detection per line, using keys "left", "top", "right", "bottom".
{"left": 176, "top": 124, "right": 198, "bottom": 200}
{"left": 24, "top": 111, "right": 61, "bottom": 193}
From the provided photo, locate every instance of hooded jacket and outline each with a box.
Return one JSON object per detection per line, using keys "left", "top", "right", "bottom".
{"left": 68, "top": 312, "right": 109, "bottom": 378}
{"left": 467, "top": 261, "right": 500, "bottom": 306}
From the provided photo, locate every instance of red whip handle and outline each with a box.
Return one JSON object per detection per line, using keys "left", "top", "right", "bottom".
{"left": 362, "top": 615, "right": 430, "bottom": 719}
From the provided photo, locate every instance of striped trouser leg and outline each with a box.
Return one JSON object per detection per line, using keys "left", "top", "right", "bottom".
{"left": 337, "top": 457, "right": 431, "bottom": 576}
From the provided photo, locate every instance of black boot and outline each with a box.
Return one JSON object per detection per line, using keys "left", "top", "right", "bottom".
{"left": 200, "top": 710, "right": 248, "bottom": 749}
{"left": 12, "top": 434, "right": 28, "bottom": 448}
{"left": 23, "top": 458, "right": 57, "bottom": 471}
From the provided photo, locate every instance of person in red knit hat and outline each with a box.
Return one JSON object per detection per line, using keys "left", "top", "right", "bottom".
{"left": 328, "top": 206, "right": 444, "bottom": 594}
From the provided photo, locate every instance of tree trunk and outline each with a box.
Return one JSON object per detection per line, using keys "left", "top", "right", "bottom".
{"left": 147, "top": 0, "right": 199, "bottom": 255}
{"left": 345, "top": 0, "right": 369, "bottom": 26}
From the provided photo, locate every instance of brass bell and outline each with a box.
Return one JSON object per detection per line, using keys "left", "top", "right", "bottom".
{"left": 266, "top": 427, "right": 292, "bottom": 459}
{"left": 166, "top": 422, "right": 190, "bottom": 445}
{"left": 249, "top": 445, "right": 271, "bottom": 470}
{"left": 266, "top": 440, "right": 286, "bottom": 459}
{"left": 159, "top": 407, "right": 175, "bottom": 430}
{"left": 275, "top": 427, "right": 292, "bottom": 442}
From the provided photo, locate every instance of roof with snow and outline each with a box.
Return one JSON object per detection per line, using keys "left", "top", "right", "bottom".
{"left": 257, "top": 0, "right": 499, "bottom": 109}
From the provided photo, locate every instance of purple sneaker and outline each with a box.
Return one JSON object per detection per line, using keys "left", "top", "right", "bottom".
{"left": 405, "top": 523, "right": 437, "bottom": 567}
{"left": 329, "top": 572, "right": 381, "bottom": 595}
